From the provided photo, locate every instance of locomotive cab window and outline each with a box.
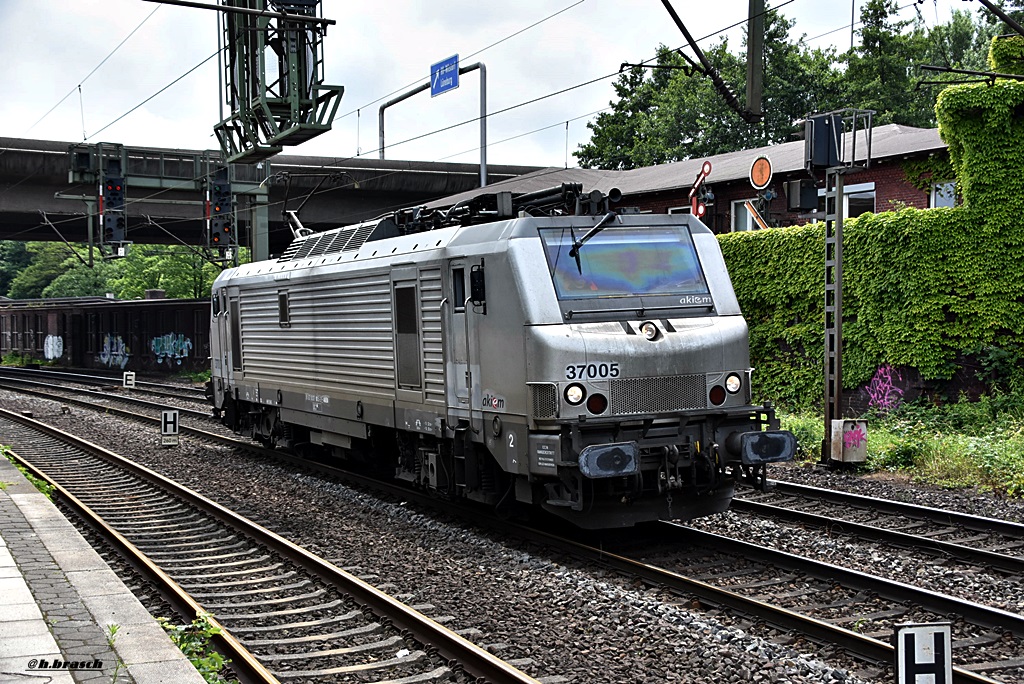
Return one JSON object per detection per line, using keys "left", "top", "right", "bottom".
{"left": 539, "top": 224, "right": 710, "bottom": 302}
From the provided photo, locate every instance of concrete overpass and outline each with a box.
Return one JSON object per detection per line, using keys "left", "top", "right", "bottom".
{"left": 0, "top": 137, "right": 539, "bottom": 259}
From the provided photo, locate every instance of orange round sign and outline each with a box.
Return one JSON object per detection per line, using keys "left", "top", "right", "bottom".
{"left": 750, "top": 155, "right": 772, "bottom": 190}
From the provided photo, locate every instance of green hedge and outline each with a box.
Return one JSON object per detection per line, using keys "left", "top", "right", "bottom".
{"left": 719, "top": 205, "right": 1024, "bottom": 409}
{"left": 724, "top": 35, "right": 1024, "bottom": 411}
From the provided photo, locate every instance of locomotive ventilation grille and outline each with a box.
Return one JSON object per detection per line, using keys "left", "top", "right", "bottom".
{"left": 610, "top": 374, "right": 706, "bottom": 414}
{"left": 530, "top": 383, "right": 559, "bottom": 419}
{"left": 277, "top": 223, "right": 376, "bottom": 262}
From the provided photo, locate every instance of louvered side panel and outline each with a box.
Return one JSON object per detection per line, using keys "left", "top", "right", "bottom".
{"left": 240, "top": 273, "right": 396, "bottom": 399}
{"left": 236, "top": 290, "right": 278, "bottom": 384}
{"left": 419, "top": 268, "right": 445, "bottom": 406}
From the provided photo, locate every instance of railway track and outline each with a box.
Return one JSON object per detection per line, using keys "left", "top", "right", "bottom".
{"left": 0, "top": 366, "right": 207, "bottom": 404}
{"left": 0, "top": 408, "right": 542, "bottom": 684}
{"left": 0, "top": 375, "right": 213, "bottom": 421}
{"left": 2, "top": 379, "right": 1021, "bottom": 682}
{"left": 733, "top": 479, "right": 1024, "bottom": 571}
{"left": 632, "top": 522, "right": 1022, "bottom": 681}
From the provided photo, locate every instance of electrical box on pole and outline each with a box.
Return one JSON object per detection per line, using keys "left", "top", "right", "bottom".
{"left": 806, "top": 109, "right": 874, "bottom": 464}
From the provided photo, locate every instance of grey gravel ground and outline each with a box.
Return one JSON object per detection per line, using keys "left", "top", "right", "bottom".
{"left": 771, "top": 461, "right": 1024, "bottom": 523}
{"left": 687, "top": 462, "right": 1024, "bottom": 615}
{"left": 4, "top": 388, "right": 1023, "bottom": 683}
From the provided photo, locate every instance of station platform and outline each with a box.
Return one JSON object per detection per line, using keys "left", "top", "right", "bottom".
{"left": 0, "top": 455, "right": 205, "bottom": 684}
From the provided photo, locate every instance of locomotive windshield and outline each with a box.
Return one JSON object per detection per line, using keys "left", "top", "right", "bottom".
{"left": 539, "top": 225, "right": 710, "bottom": 300}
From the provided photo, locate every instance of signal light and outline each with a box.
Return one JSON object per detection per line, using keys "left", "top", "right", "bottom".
{"left": 100, "top": 175, "right": 126, "bottom": 244}
{"left": 207, "top": 170, "right": 234, "bottom": 248}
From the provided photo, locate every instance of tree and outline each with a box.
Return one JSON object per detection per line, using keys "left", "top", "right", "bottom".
{"left": 4, "top": 241, "right": 226, "bottom": 301}
{"left": 0, "top": 241, "right": 32, "bottom": 297}
{"left": 923, "top": 9, "right": 996, "bottom": 73}
{"left": 42, "top": 257, "right": 120, "bottom": 298}
{"left": 977, "top": 0, "right": 1024, "bottom": 32}
{"left": 574, "top": 10, "right": 846, "bottom": 169}
{"left": 574, "top": 56, "right": 674, "bottom": 170}
{"left": 6, "top": 243, "right": 76, "bottom": 299}
{"left": 106, "top": 246, "right": 220, "bottom": 300}
{"left": 843, "top": 0, "right": 933, "bottom": 126}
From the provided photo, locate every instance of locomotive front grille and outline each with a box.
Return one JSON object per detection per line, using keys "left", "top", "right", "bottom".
{"left": 610, "top": 375, "right": 706, "bottom": 414}
{"left": 530, "top": 383, "right": 559, "bottom": 419}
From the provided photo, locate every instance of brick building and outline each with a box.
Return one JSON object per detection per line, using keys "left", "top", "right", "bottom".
{"left": 434, "top": 124, "right": 951, "bottom": 233}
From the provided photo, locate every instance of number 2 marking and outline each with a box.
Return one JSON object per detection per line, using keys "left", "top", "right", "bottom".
{"left": 508, "top": 433, "right": 515, "bottom": 448}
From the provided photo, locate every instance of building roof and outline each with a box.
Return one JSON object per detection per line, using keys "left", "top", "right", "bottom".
{"left": 428, "top": 123, "right": 946, "bottom": 208}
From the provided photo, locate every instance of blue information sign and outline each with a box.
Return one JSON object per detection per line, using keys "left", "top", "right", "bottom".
{"left": 430, "top": 54, "right": 460, "bottom": 97}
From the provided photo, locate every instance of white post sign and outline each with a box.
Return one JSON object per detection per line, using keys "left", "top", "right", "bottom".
{"left": 896, "top": 623, "right": 952, "bottom": 684}
{"left": 122, "top": 371, "right": 136, "bottom": 389}
{"left": 161, "top": 409, "right": 179, "bottom": 447}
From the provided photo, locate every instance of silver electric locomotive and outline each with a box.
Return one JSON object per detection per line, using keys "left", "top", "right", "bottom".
{"left": 209, "top": 185, "right": 795, "bottom": 528}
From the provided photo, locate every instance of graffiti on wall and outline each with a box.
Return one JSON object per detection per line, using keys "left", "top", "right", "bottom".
{"left": 43, "top": 335, "right": 64, "bottom": 361}
{"left": 151, "top": 332, "right": 193, "bottom": 366}
{"left": 98, "top": 334, "right": 130, "bottom": 369}
{"left": 865, "top": 364, "right": 904, "bottom": 413}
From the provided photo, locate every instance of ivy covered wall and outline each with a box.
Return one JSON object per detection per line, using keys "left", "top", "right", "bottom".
{"left": 720, "top": 35, "right": 1024, "bottom": 410}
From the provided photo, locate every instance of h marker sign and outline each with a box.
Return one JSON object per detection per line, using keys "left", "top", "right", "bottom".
{"left": 161, "top": 409, "right": 180, "bottom": 447}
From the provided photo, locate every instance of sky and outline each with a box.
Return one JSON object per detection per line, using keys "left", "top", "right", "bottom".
{"left": 0, "top": 0, "right": 969, "bottom": 170}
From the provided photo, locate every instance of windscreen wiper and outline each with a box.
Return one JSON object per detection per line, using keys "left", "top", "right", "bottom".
{"left": 568, "top": 212, "right": 618, "bottom": 274}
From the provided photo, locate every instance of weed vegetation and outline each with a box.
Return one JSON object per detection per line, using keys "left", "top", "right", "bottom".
{"left": 781, "top": 393, "right": 1024, "bottom": 497}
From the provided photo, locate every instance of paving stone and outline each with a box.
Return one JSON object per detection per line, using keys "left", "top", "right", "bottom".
{"left": 0, "top": 577, "right": 38, "bottom": 605}
{"left": 0, "top": 619, "right": 52, "bottom": 640}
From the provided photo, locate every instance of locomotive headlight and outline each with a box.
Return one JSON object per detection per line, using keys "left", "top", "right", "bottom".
{"left": 725, "top": 373, "right": 743, "bottom": 394}
{"left": 640, "top": 321, "right": 659, "bottom": 341}
{"left": 564, "top": 383, "right": 586, "bottom": 405}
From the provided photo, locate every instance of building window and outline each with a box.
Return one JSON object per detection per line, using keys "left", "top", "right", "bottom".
{"left": 931, "top": 181, "right": 956, "bottom": 208}
{"left": 731, "top": 199, "right": 757, "bottom": 232}
{"left": 817, "top": 181, "right": 876, "bottom": 219}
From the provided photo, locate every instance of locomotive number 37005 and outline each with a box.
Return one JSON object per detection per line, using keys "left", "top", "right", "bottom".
{"left": 565, "top": 362, "right": 620, "bottom": 380}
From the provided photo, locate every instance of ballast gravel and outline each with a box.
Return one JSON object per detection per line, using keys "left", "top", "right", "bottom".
{"left": 3, "top": 389, "right": 1022, "bottom": 683}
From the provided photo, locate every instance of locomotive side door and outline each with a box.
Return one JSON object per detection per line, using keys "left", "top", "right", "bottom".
{"left": 392, "top": 268, "right": 424, "bottom": 402}
{"left": 225, "top": 288, "right": 242, "bottom": 383}
{"left": 445, "top": 261, "right": 471, "bottom": 412}
{"left": 209, "top": 290, "right": 226, "bottom": 377}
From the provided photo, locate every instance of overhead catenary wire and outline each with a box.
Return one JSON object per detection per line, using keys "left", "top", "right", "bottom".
{"left": 804, "top": 0, "right": 929, "bottom": 45}
{"left": 24, "top": 5, "right": 162, "bottom": 136}
{"left": 11, "top": 0, "right": 893, "bottom": 246}
{"left": 332, "top": 0, "right": 589, "bottom": 127}
{"left": 7, "top": 0, "right": 808, "bottom": 241}
{"left": 86, "top": 48, "right": 222, "bottom": 141}
{"left": 3, "top": 0, "right": 592, "bottom": 208}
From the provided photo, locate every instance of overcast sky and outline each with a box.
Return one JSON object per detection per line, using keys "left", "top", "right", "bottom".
{"left": 1, "top": 0, "right": 966, "bottom": 169}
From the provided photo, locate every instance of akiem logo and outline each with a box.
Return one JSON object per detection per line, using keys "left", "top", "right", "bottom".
{"left": 482, "top": 392, "right": 506, "bottom": 410}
